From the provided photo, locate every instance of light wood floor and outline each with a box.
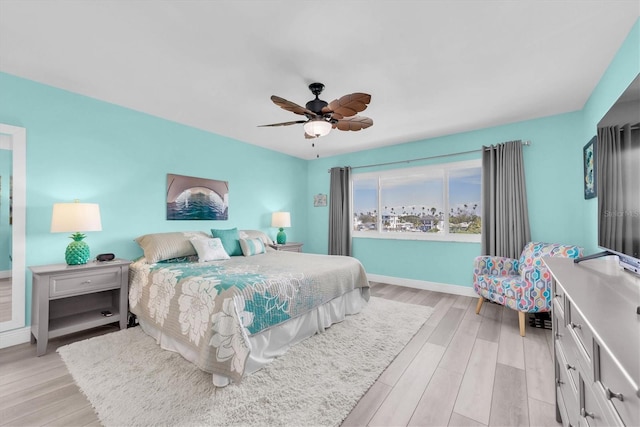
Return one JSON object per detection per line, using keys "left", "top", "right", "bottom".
{"left": 0, "top": 278, "right": 11, "bottom": 322}
{"left": 0, "top": 283, "right": 559, "bottom": 427}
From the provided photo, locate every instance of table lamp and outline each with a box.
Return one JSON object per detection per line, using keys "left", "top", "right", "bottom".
{"left": 271, "top": 211, "right": 291, "bottom": 244}
{"left": 51, "top": 200, "right": 102, "bottom": 265}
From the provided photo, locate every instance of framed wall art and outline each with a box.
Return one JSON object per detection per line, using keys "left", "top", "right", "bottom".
{"left": 583, "top": 136, "right": 597, "bottom": 199}
{"left": 313, "top": 193, "right": 327, "bottom": 207}
{"left": 166, "top": 173, "right": 229, "bottom": 220}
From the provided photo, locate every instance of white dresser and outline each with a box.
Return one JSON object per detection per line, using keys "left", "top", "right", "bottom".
{"left": 545, "top": 257, "right": 640, "bottom": 427}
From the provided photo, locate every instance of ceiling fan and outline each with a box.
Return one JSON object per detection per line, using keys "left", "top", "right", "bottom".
{"left": 259, "top": 82, "right": 373, "bottom": 139}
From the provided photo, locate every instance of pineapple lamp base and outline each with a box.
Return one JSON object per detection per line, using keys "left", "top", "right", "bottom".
{"left": 276, "top": 228, "right": 287, "bottom": 244}
{"left": 65, "top": 232, "right": 91, "bottom": 265}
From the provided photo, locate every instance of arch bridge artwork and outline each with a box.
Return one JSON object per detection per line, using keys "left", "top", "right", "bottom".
{"left": 166, "top": 173, "right": 229, "bottom": 220}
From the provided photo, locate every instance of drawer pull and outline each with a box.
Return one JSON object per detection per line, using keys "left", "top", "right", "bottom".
{"left": 569, "top": 322, "right": 582, "bottom": 330}
{"left": 580, "top": 408, "right": 595, "bottom": 419}
{"left": 82, "top": 280, "right": 92, "bottom": 284}
{"left": 566, "top": 363, "right": 576, "bottom": 371}
{"left": 605, "top": 388, "right": 624, "bottom": 401}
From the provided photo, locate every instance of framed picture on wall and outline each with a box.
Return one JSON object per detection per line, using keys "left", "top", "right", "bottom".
{"left": 583, "top": 136, "right": 597, "bottom": 199}
{"left": 313, "top": 193, "right": 327, "bottom": 207}
{"left": 166, "top": 173, "right": 229, "bottom": 220}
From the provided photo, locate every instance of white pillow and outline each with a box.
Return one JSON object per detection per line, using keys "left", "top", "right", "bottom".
{"left": 189, "top": 237, "right": 230, "bottom": 262}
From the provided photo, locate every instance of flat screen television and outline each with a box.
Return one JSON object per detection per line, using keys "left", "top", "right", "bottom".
{"left": 593, "top": 74, "right": 640, "bottom": 276}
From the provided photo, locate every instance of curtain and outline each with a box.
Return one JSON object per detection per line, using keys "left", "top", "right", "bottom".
{"left": 597, "top": 124, "right": 640, "bottom": 255}
{"left": 328, "top": 166, "right": 351, "bottom": 256}
{"left": 481, "top": 140, "right": 531, "bottom": 258}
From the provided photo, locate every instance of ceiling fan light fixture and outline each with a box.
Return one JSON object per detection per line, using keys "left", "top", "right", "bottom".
{"left": 303, "top": 119, "right": 332, "bottom": 138}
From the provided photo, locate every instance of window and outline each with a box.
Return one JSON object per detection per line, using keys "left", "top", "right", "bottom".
{"left": 352, "top": 159, "right": 482, "bottom": 242}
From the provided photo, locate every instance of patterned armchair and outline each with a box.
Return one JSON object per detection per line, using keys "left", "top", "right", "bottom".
{"left": 473, "top": 242, "right": 583, "bottom": 336}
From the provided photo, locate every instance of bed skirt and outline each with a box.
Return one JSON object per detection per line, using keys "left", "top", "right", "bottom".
{"left": 137, "top": 286, "right": 369, "bottom": 386}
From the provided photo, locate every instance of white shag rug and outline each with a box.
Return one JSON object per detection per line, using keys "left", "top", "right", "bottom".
{"left": 58, "top": 296, "right": 433, "bottom": 427}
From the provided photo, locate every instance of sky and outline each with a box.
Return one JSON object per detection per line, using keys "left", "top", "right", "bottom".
{"left": 353, "top": 167, "right": 481, "bottom": 217}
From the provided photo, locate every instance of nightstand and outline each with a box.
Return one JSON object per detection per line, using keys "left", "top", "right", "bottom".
{"left": 29, "top": 259, "right": 131, "bottom": 356}
{"left": 270, "top": 242, "right": 304, "bottom": 252}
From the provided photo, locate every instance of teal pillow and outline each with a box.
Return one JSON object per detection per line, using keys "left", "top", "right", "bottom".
{"left": 211, "top": 228, "right": 242, "bottom": 256}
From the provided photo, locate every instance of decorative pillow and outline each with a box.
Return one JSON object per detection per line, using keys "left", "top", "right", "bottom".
{"left": 210, "top": 227, "right": 242, "bottom": 256}
{"left": 134, "top": 231, "right": 209, "bottom": 263}
{"left": 239, "top": 238, "right": 267, "bottom": 257}
{"left": 190, "top": 237, "right": 230, "bottom": 262}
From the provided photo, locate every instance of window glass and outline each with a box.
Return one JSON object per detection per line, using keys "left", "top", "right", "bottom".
{"left": 448, "top": 167, "right": 482, "bottom": 234}
{"left": 353, "top": 178, "right": 378, "bottom": 231}
{"left": 380, "top": 172, "right": 443, "bottom": 233}
{"left": 351, "top": 160, "right": 481, "bottom": 242}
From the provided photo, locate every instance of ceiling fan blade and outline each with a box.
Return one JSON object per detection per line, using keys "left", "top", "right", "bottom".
{"left": 271, "top": 95, "right": 317, "bottom": 117}
{"left": 333, "top": 116, "right": 373, "bottom": 131}
{"left": 322, "top": 93, "right": 371, "bottom": 118}
{"left": 258, "top": 120, "right": 306, "bottom": 127}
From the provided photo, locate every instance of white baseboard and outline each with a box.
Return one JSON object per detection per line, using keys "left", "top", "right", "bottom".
{"left": 0, "top": 326, "right": 30, "bottom": 349}
{"left": 367, "top": 273, "right": 478, "bottom": 298}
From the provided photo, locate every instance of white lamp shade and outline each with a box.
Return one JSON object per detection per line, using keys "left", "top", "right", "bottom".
{"left": 271, "top": 211, "right": 291, "bottom": 228}
{"left": 303, "top": 119, "right": 332, "bottom": 138}
{"left": 51, "top": 202, "right": 102, "bottom": 233}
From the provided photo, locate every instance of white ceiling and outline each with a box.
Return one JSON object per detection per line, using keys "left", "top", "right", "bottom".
{"left": 1, "top": 1, "right": 638, "bottom": 160}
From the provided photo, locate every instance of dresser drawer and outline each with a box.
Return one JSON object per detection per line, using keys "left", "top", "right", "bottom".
{"left": 556, "top": 343, "right": 579, "bottom": 416}
{"left": 556, "top": 314, "right": 588, "bottom": 384}
{"left": 581, "top": 374, "right": 623, "bottom": 427}
{"left": 556, "top": 387, "right": 569, "bottom": 427}
{"left": 553, "top": 298, "right": 564, "bottom": 321}
{"left": 596, "top": 343, "right": 640, "bottom": 427}
{"left": 50, "top": 267, "right": 122, "bottom": 299}
{"left": 553, "top": 282, "right": 566, "bottom": 319}
{"left": 567, "top": 300, "right": 594, "bottom": 364}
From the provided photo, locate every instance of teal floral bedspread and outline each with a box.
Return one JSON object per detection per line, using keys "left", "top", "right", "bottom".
{"left": 128, "top": 250, "right": 369, "bottom": 383}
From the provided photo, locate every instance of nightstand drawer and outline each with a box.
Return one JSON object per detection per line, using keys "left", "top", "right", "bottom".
{"left": 50, "top": 267, "right": 122, "bottom": 298}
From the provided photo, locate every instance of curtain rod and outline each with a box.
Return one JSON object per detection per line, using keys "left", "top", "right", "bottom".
{"left": 328, "top": 140, "right": 531, "bottom": 172}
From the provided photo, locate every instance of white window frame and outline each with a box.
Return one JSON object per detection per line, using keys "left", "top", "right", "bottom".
{"left": 351, "top": 159, "right": 482, "bottom": 243}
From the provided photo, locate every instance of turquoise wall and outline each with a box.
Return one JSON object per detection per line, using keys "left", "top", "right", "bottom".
{"left": 0, "top": 72, "right": 308, "bottom": 324}
{"left": 306, "top": 19, "right": 640, "bottom": 288}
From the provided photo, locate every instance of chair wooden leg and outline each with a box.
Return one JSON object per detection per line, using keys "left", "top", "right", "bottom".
{"left": 518, "top": 311, "right": 526, "bottom": 337}
{"left": 475, "top": 297, "right": 484, "bottom": 314}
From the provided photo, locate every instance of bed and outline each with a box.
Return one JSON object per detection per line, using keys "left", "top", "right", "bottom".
{"left": 128, "top": 229, "right": 370, "bottom": 386}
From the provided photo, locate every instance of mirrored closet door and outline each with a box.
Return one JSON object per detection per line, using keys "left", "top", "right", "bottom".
{"left": 0, "top": 124, "right": 26, "bottom": 333}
